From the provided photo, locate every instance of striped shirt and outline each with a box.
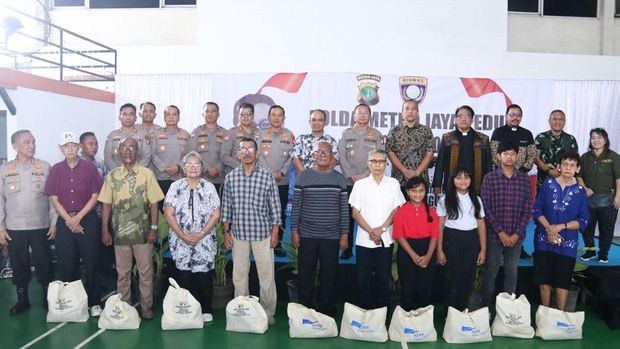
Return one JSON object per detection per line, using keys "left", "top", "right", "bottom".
{"left": 221, "top": 164, "right": 281, "bottom": 241}
{"left": 481, "top": 168, "right": 532, "bottom": 243}
{"left": 291, "top": 168, "right": 349, "bottom": 239}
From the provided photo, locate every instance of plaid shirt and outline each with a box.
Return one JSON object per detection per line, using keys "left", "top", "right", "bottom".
{"left": 481, "top": 168, "right": 532, "bottom": 243}
{"left": 221, "top": 164, "right": 281, "bottom": 241}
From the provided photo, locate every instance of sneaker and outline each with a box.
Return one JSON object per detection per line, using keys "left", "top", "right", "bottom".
{"left": 202, "top": 313, "right": 213, "bottom": 322}
{"left": 598, "top": 257, "right": 609, "bottom": 264}
{"left": 580, "top": 250, "right": 596, "bottom": 261}
{"left": 90, "top": 305, "right": 102, "bottom": 317}
{"left": 268, "top": 316, "right": 276, "bottom": 326}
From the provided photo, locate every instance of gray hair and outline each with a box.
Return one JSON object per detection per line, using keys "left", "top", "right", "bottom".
{"left": 313, "top": 140, "right": 333, "bottom": 153}
{"left": 182, "top": 151, "right": 204, "bottom": 167}
{"left": 367, "top": 149, "right": 388, "bottom": 160}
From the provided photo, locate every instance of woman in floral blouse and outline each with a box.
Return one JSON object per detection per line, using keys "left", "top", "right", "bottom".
{"left": 164, "top": 151, "right": 220, "bottom": 322}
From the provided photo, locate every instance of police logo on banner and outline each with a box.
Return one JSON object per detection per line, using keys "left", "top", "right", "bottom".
{"left": 399, "top": 76, "right": 428, "bottom": 104}
{"left": 356, "top": 74, "right": 381, "bottom": 106}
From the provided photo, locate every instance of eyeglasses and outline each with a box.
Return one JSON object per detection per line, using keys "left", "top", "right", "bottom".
{"left": 118, "top": 145, "right": 137, "bottom": 152}
{"left": 239, "top": 112, "right": 253, "bottom": 117}
{"left": 315, "top": 149, "right": 331, "bottom": 156}
{"left": 507, "top": 112, "right": 522, "bottom": 118}
{"left": 238, "top": 147, "right": 256, "bottom": 154}
{"left": 368, "top": 159, "right": 387, "bottom": 165}
{"left": 184, "top": 163, "right": 202, "bottom": 169}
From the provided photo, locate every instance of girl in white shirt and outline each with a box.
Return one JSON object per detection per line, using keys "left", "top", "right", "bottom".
{"left": 436, "top": 166, "right": 486, "bottom": 311}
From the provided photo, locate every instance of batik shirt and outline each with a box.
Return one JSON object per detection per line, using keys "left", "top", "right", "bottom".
{"left": 385, "top": 122, "right": 435, "bottom": 185}
{"left": 291, "top": 133, "right": 338, "bottom": 170}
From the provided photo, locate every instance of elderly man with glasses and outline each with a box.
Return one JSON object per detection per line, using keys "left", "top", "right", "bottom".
{"left": 221, "top": 137, "right": 281, "bottom": 326}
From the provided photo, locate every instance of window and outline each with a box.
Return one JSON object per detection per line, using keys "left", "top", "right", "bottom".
{"left": 54, "top": 0, "right": 85, "bottom": 6}
{"left": 54, "top": 0, "right": 197, "bottom": 8}
{"left": 616, "top": 0, "right": 620, "bottom": 16}
{"left": 508, "top": 0, "right": 539, "bottom": 13}
{"left": 164, "top": 0, "right": 196, "bottom": 5}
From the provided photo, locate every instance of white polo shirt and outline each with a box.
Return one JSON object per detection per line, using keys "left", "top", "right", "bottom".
{"left": 348, "top": 175, "right": 406, "bottom": 248}
{"left": 436, "top": 192, "right": 485, "bottom": 230}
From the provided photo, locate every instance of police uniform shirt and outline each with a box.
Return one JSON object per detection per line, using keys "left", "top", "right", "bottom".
{"left": 137, "top": 123, "right": 163, "bottom": 145}
{"left": 150, "top": 127, "right": 190, "bottom": 181}
{"left": 337, "top": 126, "right": 384, "bottom": 186}
{"left": 0, "top": 159, "right": 57, "bottom": 231}
{"left": 220, "top": 125, "right": 259, "bottom": 174}
{"left": 189, "top": 125, "right": 228, "bottom": 184}
{"left": 103, "top": 127, "right": 152, "bottom": 170}
{"left": 257, "top": 127, "right": 295, "bottom": 186}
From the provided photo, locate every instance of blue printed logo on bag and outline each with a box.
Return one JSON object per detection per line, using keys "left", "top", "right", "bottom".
{"left": 302, "top": 318, "right": 329, "bottom": 332}
{"left": 351, "top": 320, "right": 372, "bottom": 333}
{"left": 461, "top": 325, "right": 483, "bottom": 336}
{"left": 404, "top": 327, "right": 426, "bottom": 339}
{"left": 556, "top": 321, "right": 576, "bottom": 333}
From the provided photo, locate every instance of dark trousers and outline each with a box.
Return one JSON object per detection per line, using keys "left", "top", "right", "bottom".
{"left": 397, "top": 237, "right": 435, "bottom": 311}
{"left": 298, "top": 237, "right": 340, "bottom": 316}
{"left": 356, "top": 245, "right": 392, "bottom": 309}
{"left": 278, "top": 185, "right": 289, "bottom": 232}
{"left": 157, "top": 180, "right": 174, "bottom": 212}
{"left": 443, "top": 227, "right": 480, "bottom": 311}
{"left": 177, "top": 269, "right": 214, "bottom": 314}
{"left": 583, "top": 205, "right": 618, "bottom": 259}
{"left": 7, "top": 228, "right": 53, "bottom": 292}
{"left": 55, "top": 211, "right": 101, "bottom": 307}
{"left": 345, "top": 185, "right": 355, "bottom": 250}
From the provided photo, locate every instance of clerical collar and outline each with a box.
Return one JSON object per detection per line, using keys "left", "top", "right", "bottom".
{"left": 461, "top": 131, "right": 468, "bottom": 136}
{"left": 511, "top": 127, "right": 518, "bottom": 131}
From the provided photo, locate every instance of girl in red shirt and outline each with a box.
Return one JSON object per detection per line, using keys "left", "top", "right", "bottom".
{"left": 393, "top": 176, "right": 439, "bottom": 311}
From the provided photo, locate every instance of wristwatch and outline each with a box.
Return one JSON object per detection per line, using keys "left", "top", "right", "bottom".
{"left": 381, "top": 227, "right": 387, "bottom": 233}
{"left": 150, "top": 224, "right": 158, "bottom": 230}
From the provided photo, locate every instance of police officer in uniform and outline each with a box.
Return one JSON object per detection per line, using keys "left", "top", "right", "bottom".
{"left": 137, "top": 101, "right": 163, "bottom": 145}
{"left": 337, "top": 104, "right": 384, "bottom": 259}
{"left": 257, "top": 105, "right": 295, "bottom": 256}
{"left": 189, "top": 102, "right": 228, "bottom": 194}
{"left": 150, "top": 105, "right": 190, "bottom": 198}
{"left": 104, "top": 103, "right": 152, "bottom": 171}
{"left": 220, "top": 103, "right": 259, "bottom": 175}
{"left": 0, "top": 130, "right": 57, "bottom": 315}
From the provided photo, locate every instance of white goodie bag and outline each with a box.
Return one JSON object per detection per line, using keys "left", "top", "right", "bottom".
{"left": 339, "top": 302, "right": 388, "bottom": 343}
{"left": 46, "top": 280, "right": 89, "bottom": 323}
{"left": 443, "top": 306, "right": 492, "bottom": 343}
{"left": 535, "top": 305, "right": 584, "bottom": 340}
{"left": 225, "top": 295, "right": 268, "bottom": 334}
{"left": 161, "top": 278, "right": 203, "bottom": 330}
{"left": 287, "top": 302, "right": 338, "bottom": 338}
{"left": 98, "top": 293, "right": 141, "bottom": 330}
{"left": 491, "top": 292, "right": 535, "bottom": 338}
{"left": 388, "top": 305, "right": 437, "bottom": 342}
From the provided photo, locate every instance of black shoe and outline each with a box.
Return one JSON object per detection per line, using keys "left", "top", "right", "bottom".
{"left": 340, "top": 248, "right": 353, "bottom": 260}
{"left": 580, "top": 250, "right": 596, "bottom": 261}
{"left": 9, "top": 301, "right": 31, "bottom": 316}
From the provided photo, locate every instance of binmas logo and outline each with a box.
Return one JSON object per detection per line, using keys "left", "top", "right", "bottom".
{"left": 399, "top": 76, "right": 428, "bottom": 105}
{"left": 356, "top": 74, "right": 381, "bottom": 106}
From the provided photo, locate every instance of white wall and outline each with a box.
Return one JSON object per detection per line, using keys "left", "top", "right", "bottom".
{"left": 4, "top": 86, "right": 115, "bottom": 164}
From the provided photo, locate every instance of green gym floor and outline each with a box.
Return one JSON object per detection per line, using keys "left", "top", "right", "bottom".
{"left": 1, "top": 278, "right": 619, "bottom": 349}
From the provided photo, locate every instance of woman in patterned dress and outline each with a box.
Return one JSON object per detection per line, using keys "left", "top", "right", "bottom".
{"left": 164, "top": 151, "right": 220, "bottom": 322}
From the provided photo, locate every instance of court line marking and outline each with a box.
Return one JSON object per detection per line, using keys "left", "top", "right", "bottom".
{"left": 19, "top": 291, "right": 117, "bottom": 349}
{"left": 73, "top": 301, "right": 140, "bottom": 349}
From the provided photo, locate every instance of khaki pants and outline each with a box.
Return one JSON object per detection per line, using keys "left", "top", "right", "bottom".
{"left": 115, "top": 243, "right": 153, "bottom": 315}
{"left": 231, "top": 236, "right": 276, "bottom": 317}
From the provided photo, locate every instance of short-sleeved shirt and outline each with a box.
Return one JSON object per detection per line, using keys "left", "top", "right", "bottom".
{"left": 436, "top": 193, "right": 485, "bottom": 230}
{"left": 164, "top": 178, "right": 220, "bottom": 273}
{"left": 579, "top": 150, "right": 620, "bottom": 194}
{"left": 149, "top": 127, "right": 190, "bottom": 181}
{"left": 257, "top": 127, "right": 295, "bottom": 185}
{"left": 98, "top": 165, "right": 164, "bottom": 245}
{"left": 220, "top": 164, "right": 281, "bottom": 241}
{"left": 291, "top": 133, "right": 339, "bottom": 170}
{"left": 534, "top": 130, "right": 578, "bottom": 189}
{"left": 137, "top": 123, "right": 163, "bottom": 145}
{"left": 349, "top": 175, "right": 405, "bottom": 248}
{"left": 392, "top": 202, "right": 439, "bottom": 240}
{"left": 44, "top": 159, "right": 103, "bottom": 212}
{"left": 0, "top": 159, "right": 57, "bottom": 231}
{"left": 189, "top": 124, "right": 227, "bottom": 184}
{"left": 338, "top": 126, "right": 384, "bottom": 186}
{"left": 220, "top": 126, "right": 259, "bottom": 174}
{"left": 385, "top": 123, "right": 435, "bottom": 185}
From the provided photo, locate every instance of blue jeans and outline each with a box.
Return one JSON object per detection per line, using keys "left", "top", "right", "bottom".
{"left": 481, "top": 238, "right": 522, "bottom": 307}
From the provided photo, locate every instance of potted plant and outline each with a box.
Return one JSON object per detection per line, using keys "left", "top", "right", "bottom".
{"left": 280, "top": 238, "right": 299, "bottom": 302}
{"left": 212, "top": 222, "right": 233, "bottom": 309}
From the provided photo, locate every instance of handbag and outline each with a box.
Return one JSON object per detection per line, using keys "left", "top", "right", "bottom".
{"left": 388, "top": 305, "right": 437, "bottom": 342}
{"left": 46, "top": 280, "right": 89, "bottom": 323}
{"left": 161, "top": 278, "right": 203, "bottom": 330}
{"left": 287, "top": 302, "right": 338, "bottom": 338}
{"left": 98, "top": 293, "right": 141, "bottom": 330}
{"left": 491, "top": 293, "right": 535, "bottom": 338}
{"left": 443, "top": 306, "right": 492, "bottom": 343}
{"left": 535, "top": 305, "right": 584, "bottom": 340}
{"left": 225, "top": 295, "right": 269, "bottom": 334}
{"left": 339, "top": 302, "right": 388, "bottom": 343}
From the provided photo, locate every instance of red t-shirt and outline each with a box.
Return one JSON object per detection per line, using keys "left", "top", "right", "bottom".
{"left": 392, "top": 202, "right": 439, "bottom": 239}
